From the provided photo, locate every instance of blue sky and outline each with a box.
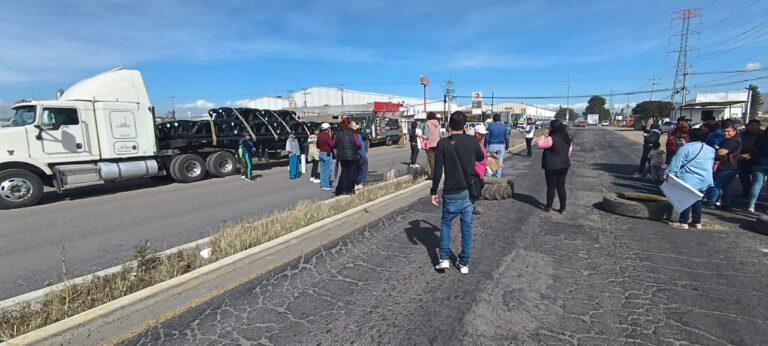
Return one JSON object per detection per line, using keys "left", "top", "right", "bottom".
{"left": 0, "top": 0, "right": 766, "bottom": 116}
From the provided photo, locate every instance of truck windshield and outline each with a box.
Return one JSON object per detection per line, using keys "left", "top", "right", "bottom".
{"left": 9, "top": 106, "right": 36, "bottom": 127}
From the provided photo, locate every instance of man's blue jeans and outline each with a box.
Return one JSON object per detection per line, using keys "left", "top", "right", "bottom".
{"left": 749, "top": 166, "right": 768, "bottom": 209}
{"left": 706, "top": 169, "right": 738, "bottom": 208}
{"left": 487, "top": 144, "right": 505, "bottom": 177}
{"left": 439, "top": 191, "right": 474, "bottom": 266}
{"left": 319, "top": 152, "right": 332, "bottom": 188}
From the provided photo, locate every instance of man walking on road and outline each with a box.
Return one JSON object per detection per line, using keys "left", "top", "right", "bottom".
{"left": 431, "top": 111, "right": 484, "bottom": 274}
{"left": 316, "top": 123, "right": 335, "bottom": 191}
{"left": 485, "top": 113, "right": 509, "bottom": 177}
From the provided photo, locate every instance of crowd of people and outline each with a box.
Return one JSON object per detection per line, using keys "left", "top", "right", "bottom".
{"left": 635, "top": 115, "right": 767, "bottom": 229}
{"left": 237, "top": 117, "right": 369, "bottom": 197}
{"left": 239, "top": 111, "right": 573, "bottom": 275}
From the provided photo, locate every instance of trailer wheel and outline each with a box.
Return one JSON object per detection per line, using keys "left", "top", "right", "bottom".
{"left": 0, "top": 169, "right": 44, "bottom": 209}
{"left": 206, "top": 151, "right": 237, "bottom": 178}
{"left": 171, "top": 154, "right": 207, "bottom": 183}
{"left": 385, "top": 136, "right": 393, "bottom": 146}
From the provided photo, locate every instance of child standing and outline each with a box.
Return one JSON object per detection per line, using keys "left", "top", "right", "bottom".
{"left": 648, "top": 142, "right": 666, "bottom": 182}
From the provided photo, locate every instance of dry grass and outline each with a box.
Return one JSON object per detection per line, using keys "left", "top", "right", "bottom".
{"left": 0, "top": 174, "right": 423, "bottom": 342}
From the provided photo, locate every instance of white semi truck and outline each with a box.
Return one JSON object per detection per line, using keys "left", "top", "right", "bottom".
{"left": 0, "top": 68, "right": 246, "bottom": 209}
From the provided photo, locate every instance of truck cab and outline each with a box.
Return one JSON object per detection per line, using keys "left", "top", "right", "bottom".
{"left": 0, "top": 68, "right": 160, "bottom": 209}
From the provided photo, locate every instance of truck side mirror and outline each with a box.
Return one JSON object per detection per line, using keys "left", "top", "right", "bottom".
{"left": 34, "top": 124, "right": 43, "bottom": 140}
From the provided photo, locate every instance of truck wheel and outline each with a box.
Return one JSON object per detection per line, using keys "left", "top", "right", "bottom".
{"left": 0, "top": 169, "right": 44, "bottom": 209}
{"left": 385, "top": 137, "right": 393, "bottom": 146}
{"left": 207, "top": 151, "right": 237, "bottom": 178}
{"left": 172, "top": 154, "right": 207, "bottom": 183}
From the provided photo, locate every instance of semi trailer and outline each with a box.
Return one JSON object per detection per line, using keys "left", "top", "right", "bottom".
{"left": 0, "top": 68, "right": 312, "bottom": 209}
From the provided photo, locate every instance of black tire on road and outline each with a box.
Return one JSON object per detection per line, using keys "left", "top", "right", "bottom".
{"left": 206, "top": 151, "right": 237, "bottom": 178}
{"left": 602, "top": 192, "right": 673, "bottom": 220}
{"left": 385, "top": 137, "right": 393, "bottom": 146}
{"left": 0, "top": 169, "right": 44, "bottom": 209}
{"left": 171, "top": 154, "right": 207, "bottom": 183}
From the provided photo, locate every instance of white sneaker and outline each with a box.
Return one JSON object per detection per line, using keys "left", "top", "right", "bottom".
{"left": 414, "top": 164, "right": 420, "bottom": 168}
{"left": 669, "top": 222, "right": 689, "bottom": 230}
{"left": 435, "top": 260, "right": 451, "bottom": 270}
{"left": 313, "top": 179, "right": 321, "bottom": 184}
{"left": 693, "top": 224, "right": 703, "bottom": 230}
{"left": 457, "top": 263, "right": 469, "bottom": 274}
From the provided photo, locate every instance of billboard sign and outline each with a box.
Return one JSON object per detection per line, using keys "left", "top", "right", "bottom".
{"left": 472, "top": 92, "right": 483, "bottom": 115}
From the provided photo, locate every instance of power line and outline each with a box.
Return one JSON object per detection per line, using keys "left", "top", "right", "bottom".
{"left": 453, "top": 75, "right": 768, "bottom": 101}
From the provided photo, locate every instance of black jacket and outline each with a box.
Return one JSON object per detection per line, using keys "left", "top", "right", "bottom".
{"left": 334, "top": 130, "right": 359, "bottom": 161}
{"left": 542, "top": 136, "right": 571, "bottom": 170}
{"left": 430, "top": 134, "right": 484, "bottom": 196}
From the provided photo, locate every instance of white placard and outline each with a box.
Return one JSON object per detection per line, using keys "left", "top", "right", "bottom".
{"left": 661, "top": 174, "right": 704, "bottom": 212}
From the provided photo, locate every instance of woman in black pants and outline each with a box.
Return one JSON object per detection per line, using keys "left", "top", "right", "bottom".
{"left": 333, "top": 117, "right": 362, "bottom": 196}
{"left": 537, "top": 119, "right": 573, "bottom": 214}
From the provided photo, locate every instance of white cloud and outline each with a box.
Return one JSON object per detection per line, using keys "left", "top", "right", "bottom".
{"left": 746, "top": 62, "right": 763, "bottom": 70}
{"left": 179, "top": 99, "right": 215, "bottom": 109}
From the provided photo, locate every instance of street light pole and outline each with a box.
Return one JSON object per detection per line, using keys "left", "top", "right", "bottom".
{"left": 419, "top": 75, "right": 430, "bottom": 115}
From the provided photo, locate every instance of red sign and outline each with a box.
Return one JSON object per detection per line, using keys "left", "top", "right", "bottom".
{"left": 373, "top": 101, "right": 403, "bottom": 112}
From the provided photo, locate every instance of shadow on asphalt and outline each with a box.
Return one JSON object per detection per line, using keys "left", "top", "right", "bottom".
{"left": 512, "top": 193, "right": 544, "bottom": 210}
{"left": 404, "top": 219, "right": 441, "bottom": 266}
{"left": 37, "top": 178, "right": 175, "bottom": 206}
{"left": 591, "top": 162, "right": 637, "bottom": 176}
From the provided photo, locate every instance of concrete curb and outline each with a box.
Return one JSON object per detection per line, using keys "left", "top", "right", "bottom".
{"left": 5, "top": 179, "right": 430, "bottom": 345}
{"left": 0, "top": 175, "right": 414, "bottom": 312}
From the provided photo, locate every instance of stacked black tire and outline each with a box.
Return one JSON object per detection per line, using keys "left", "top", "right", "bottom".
{"left": 481, "top": 177, "right": 515, "bottom": 200}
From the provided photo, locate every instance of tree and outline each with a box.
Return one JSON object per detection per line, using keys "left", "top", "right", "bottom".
{"left": 582, "top": 96, "right": 611, "bottom": 122}
{"left": 555, "top": 107, "right": 578, "bottom": 121}
{"left": 632, "top": 101, "right": 674, "bottom": 121}
{"left": 748, "top": 84, "right": 762, "bottom": 118}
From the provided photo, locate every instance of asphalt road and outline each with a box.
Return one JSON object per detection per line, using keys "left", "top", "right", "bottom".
{"left": 0, "top": 143, "right": 427, "bottom": 300}
{"left": 128, "top": 127, "right": 768, "bottom": 345}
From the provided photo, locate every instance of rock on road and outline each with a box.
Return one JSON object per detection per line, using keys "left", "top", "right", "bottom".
{"left": 128, "top": 127, "right": 768, "bottom": 345}
{"left": 0, "top": 144, "right": 426, "bottom": 300}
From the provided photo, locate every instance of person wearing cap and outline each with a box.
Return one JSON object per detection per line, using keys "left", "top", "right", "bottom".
{"left": 307, "top": 129, "right": 321, "bottom": 183}
{"left": 286, "top": 131, "right": 301, "bottom": 179}
{"left": 238, "top": 133, "right": 256, "bottom": 181}
{"left": 521, "top": 117, "right": 536, "bottom": 157}
{"left": 473, "top": 124, "right": 488, "bottom": 181}
{"left": 316, "top": 122, "right": 335, "bottom": 190}
{"left": 634, "top": 120, "right": 662, "bottom": 178}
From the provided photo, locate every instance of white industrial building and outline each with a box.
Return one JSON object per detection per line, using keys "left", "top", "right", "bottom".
{"left": 241, "top": 86, "right": 452, "bottom": 115}
{"left": 679, "top": 91, "right": 749, "bottom": 123}
{"left": 456, "top": 102, "right": 557, "bottom": 119}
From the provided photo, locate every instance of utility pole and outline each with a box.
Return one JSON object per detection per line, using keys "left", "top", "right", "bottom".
{"left": 445, "top": 79, "right": 454, "bottom": 124}
{"left": 650, "top": 75, "right": 658, "bottom": 101}
{"left": 565, "top": 71, "right": 571, "bottom": 121}
{"left": 609, "top": 90, "right": 614, "bottom": 124}
{"left": 745, "top": 87, "right": 753, "bottom": 123}
{"left": 338, "top": 83, "right": 345, "bottom": 106}
{"left": 420, "top": 75, "right": 430, "bottom": 115}
{"left": 491, "top": 92, "right": 495, "bottom": 118}
{"left": 671, "top": 8, "right": 700, "bottom": 119}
